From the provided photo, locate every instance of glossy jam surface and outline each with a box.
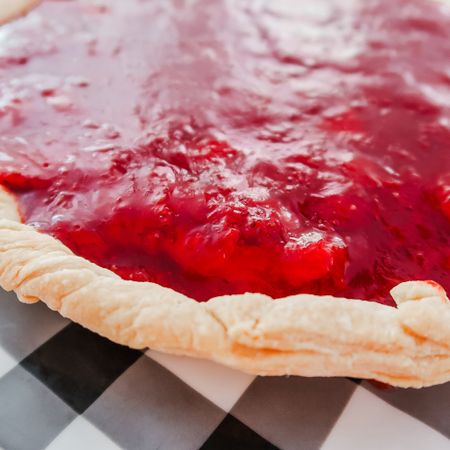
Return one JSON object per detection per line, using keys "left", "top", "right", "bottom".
{"left": 1, "top": 0, "right": 449, "bottom": 304}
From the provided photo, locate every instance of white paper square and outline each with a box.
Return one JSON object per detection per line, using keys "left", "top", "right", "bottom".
{"left": 46, "top": 416, "right": 121, "bottom": 450}
{"left": 147, "top": 350, "right": 255, "bottom": 412}
{"left": 321, "top": 386, "right": 449, "bottom": 450}
{"left": 0, "top": 347, "right": 17, "bottom": 378}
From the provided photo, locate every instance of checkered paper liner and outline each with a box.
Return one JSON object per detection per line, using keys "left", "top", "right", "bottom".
{"left": 0, "top": 289, "right": 448, "bottom": 450}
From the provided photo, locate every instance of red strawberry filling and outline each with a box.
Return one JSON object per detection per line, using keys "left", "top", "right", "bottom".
{"left": 0, "top": 0, "right": 449, "bottom": 304}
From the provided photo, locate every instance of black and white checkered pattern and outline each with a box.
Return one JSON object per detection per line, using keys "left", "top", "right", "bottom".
{"left": 0, "top": 288, "right": 448, "bottom": 450}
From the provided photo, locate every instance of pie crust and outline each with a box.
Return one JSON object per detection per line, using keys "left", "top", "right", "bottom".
{"left": 0, "top": 0, "right": 449, "bottom": 388}
{"left": 0, "top": 0, "right": 39, "bottom": 25}
{"left": 1, "top": 187, "right": 449, "bottom": 387}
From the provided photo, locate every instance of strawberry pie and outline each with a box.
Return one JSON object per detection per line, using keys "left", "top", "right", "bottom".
{"left": 0, "top": 0, "right": 449, "bottom": 387}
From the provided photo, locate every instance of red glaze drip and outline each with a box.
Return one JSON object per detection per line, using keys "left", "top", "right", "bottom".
{"left": 0, "top": 0, "right": 449, "bottom": 304}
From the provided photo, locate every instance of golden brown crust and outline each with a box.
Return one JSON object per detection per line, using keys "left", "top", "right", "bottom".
{"left": 0, "top": 187, "right": 449, "bottom": 387}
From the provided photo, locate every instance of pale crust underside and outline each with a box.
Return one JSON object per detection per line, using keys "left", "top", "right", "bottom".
{"left": 0, "top": 187, "right": 449, "bottom": 387}
{"left": 0, "top": 0, "right": 449, "bottom": 388}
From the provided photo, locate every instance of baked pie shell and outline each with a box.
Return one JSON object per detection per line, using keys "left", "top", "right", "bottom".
{"left": 0, "top": 187, "right": 449, "bottom": 387}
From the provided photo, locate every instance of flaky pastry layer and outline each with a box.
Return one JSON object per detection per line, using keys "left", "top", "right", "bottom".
{"left": 0, "top": 187, "right": 449, "bottom": 387}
